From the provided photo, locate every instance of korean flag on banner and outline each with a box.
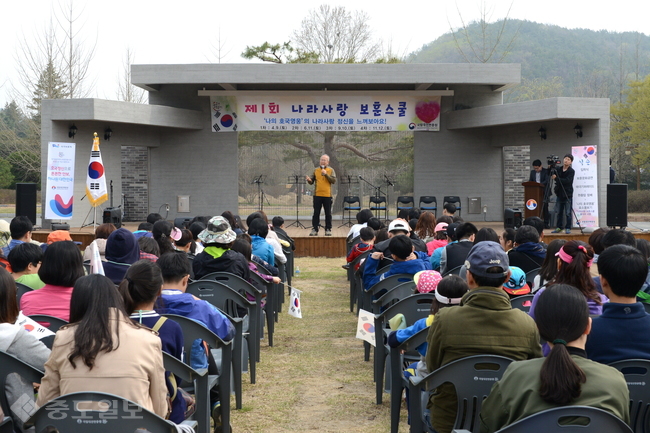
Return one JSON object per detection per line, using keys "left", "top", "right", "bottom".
{"left": 288, "top": 287, "right": 302, "bottom": 318}
{"left": 356, "top": 309, "right": 376, "bottom": 347}
{"left": 210, "top": 96, "right": 238, "bottom": 132}
{"left": 85, "top": 132, "right": 108, "bottom": 207}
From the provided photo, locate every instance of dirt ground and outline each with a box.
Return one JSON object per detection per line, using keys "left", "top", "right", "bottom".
{"left": 229, "top": 257, "right": 409, "bottom": 432}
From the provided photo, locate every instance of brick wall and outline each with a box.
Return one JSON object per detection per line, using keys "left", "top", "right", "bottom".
{"left": 503, "top": 145, "right": 530, "bottom": 209}
{"left": 121, "top": 146, "right": 149, "bottom": 221}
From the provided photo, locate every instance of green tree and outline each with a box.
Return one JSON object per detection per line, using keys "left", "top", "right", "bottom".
{"left": 28, "top": 60, "right": 68, "bottom": 122}
{"left": 0, "top": 158, "right": 15, "bottom": 189}
{"left": 611, "top": 74, "right": 650, "bottom": 190}
{"left": 504, "top": 76, "right": 564, "bottom": 102}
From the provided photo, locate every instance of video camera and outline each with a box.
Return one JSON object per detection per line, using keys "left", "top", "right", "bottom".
{"left": 547, "top": 155, "right": 561, "bottom": 172}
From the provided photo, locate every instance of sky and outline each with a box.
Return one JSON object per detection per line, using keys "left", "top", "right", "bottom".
{"left": 1, "top": 0, "right": 648, "bottom": 107}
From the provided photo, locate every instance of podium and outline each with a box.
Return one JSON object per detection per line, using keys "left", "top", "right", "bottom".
{"left": 522, "top": 181, "right": 545, "bottom": 219}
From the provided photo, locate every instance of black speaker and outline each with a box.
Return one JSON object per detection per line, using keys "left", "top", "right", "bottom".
{"left": 504, "top": 208, "right": 523, "bottom": 229}
{"left": 607, "top": 183, "right": 628, "bottom": 228}
{"left": 16, "top": 183, "right": 37, "bottom": 225}
{"left": 103, "top": 207, "right": 122, "bottom": 228}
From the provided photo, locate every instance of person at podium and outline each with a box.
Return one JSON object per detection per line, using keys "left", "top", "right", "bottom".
{"left": 529, "top": 159, "right": 549, "bottom": 186}
{"left": 529, "top": 159, "right": 551, "bottom": 229}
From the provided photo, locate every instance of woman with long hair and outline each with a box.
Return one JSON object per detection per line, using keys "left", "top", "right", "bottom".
{"left": 36, "top": 274, "right": 169, "bottom": 418}
{"left": 153, "top": 220, "right": 176, "bottom": 256}
{"left": 0, "top": 267, "right": 50, "bottom": 430}
{"left": 531, "top": 240, "right": 606, "bottom": 318}
{"left": 118, "top": 260, "right": 191, "bottom": 423}
{"left": 414, "top": 211, "right": 437, "bottom": 243}
{"left": 480, "top": 285, "right": 629, "bottom": 432}
{"left": 532, "top": 239, "right": 567, "bottom": 292}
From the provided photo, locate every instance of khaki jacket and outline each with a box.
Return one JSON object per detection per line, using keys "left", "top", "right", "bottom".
{"left": 36, "top": 309, "right": 168, "bottom": 418}
{"left": 425, "top": 286, "right": 543, "bottom": 433}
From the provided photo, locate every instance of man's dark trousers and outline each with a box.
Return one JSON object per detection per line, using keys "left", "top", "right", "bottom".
{"left": 312, "top": 196, "right": 332, "bottom": 231}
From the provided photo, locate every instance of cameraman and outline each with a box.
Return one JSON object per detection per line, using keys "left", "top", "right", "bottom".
{"left": 551, "top": 154, "right": 575, "bottom": 234}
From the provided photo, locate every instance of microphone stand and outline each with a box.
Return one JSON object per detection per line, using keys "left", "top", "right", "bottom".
{"left": 358, "top": 175, "right": 388, "bottom": 221}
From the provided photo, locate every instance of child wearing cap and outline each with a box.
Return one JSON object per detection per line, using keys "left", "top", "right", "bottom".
{"left": 426, "top": 222, "right": 449, "bottom": 256}
{"left": 193, "top": 216, "right": 250, "bottom": 281}
{"left": 502, "top": 266, "right": 531, "bottom": 298}
{"left": 362, "top": 234, "right": 432, "bottom": 290}
{"left": 387, "top": 272, "right": 469, "bottom": 418}
{"left": 346, "top": 227, "right": 375, "bottom": 271}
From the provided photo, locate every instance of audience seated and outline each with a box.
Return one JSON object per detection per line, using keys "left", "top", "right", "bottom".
{"left": 82, "top": 223, "right": 116, "bottom": 261}
{"left": 153, "top": 220, "right": 176, "bottom": 256}
{"left": 388, "top": 273, "right": 468, "bottom": 417}
{"left": 586, "top": 245, "right": 650, "bottom": 363}
{"left": 439, "top": 222, "right": 478, "bottom": 274}
{"left": 523, "top": 216, "right": 547, "bottom": 248}
{"left": 346, "top": 227, "right": 375, "bottom": 271}
{"left": 248, "top": 218, "right": 276, "bottom": 267}
{"left": 502, "top": 266, "right": 531, "bottom": 297}
{"left": 425, "top": 241, "right": 542, "bottom": 433}
{"left": 222, "top": 210, "right": 244, "bottom": 236}
{"left": 8, "top": 242, "right": 45, "bottom": 290}
{"left": 0, "top": 267, "right": 50, "bottom": 431}
{"left": 119, "top": 260, "right": 191, "bottom": 424}
{"left": 347, "top": 209, "right": 374, "bottom": 240}
{"left": 103, "top": 228, "right": 141, "bottom": 285}
{"left": 363, "top": 235, "right": 431, "bottom": 290}
{"left": 36, "top": 274, "right": 169, "bottom": 418}
{"left": 430, "top": 222, "right": 459, "bottom": 271}
{"left": 138, "top": 236, "right": 161, "bottom": 262}
{"left": 2, "top": 216, "right": 33, "bottom": 256}
{"left": 132, "top": 222, "right": 153, "bottom": 240}
{"left": 593, "top": 228, "right": 637, "bottom": 293}
{"left": 20, "top": 240, "right": 84, "bottom": 321}
{"left": 507, "top": 225, "right": 546, "bottom": 274}
{"left": 272, "top": 216, "right": 295, "bottom": 251}
{"left": 587, "top": 227, "right": 609, "bottom": 278}
{"left": 532, "top": 239, "right": 566, "bottom": 292}
{"left": 425, "top": 222, "right": 448, "bottom": 256}
{"left": 372, "top": 219, "right": 427, "bottom": 271}
{"left": 530, "top": 241, "right": 606, "bottom": 319}
{"left": 499, "top": 228, "right": 516, "bottom": 252}
{"left": 247, "top": 212, "right": 287, "bottom": 265}
{"left": 193, "top": 216, "right": 250, "bottom": 281}
{"left": 480, "top": 284, "right": 630, "bottom": 432}
{"left": 414, "top": 211, "right": 437, "bottom": 244}
{"left": 474, "top": 227, "right": 499, "bottom": 244}
{"left": 189, "top": 222, "right": 206, "bottom": 255}
{"left": 635, "top": 238, "right": 650, "bottom": 300}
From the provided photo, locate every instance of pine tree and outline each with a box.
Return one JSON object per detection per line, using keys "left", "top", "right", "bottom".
{"left": 28, "top": 60, "right": 68, "bottom": 122}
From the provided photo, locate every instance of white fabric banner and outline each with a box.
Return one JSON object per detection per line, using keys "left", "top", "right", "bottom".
{"left": 288, "top": 287, "right": 302, "bottom": 318}
{"left": 210, "top": 95, "right": 441, "bottom": 132}
{"left": 571, "top": 145, "right": 599, "bottom": 228}
{"left": 356, "top": 309, "right": 376, "bottom": 347}
{"left": 44, "top": 142, "right": 75, "bottom": 220}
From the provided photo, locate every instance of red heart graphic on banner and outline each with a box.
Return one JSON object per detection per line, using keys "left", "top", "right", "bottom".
{"left": 415, "top": 101, "right": 441, "bottom": 124}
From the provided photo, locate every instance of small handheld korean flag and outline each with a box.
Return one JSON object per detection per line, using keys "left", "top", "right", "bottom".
{"left": 356, "top": 309, "right": 376, "bottom": 347}
{"left": 88, "top": 240, "right": 105, "bottom": 276}
{"left": 85, "top": 132, "right": 108, "bottom": 207}
{"left": 16, "top": 312, "right": 55, "bottom": 340}
{"left": 288, "top": 287, "right": 302, "bottom": 318}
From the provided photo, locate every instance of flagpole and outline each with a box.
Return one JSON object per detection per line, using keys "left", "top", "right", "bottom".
{"left": 94, "top": 206, "right": 97, "bottom": 231}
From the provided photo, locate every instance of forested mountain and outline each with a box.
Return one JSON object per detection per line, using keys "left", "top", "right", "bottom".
{"left": 408, "top": 20, "right": 650, "bottom": 103}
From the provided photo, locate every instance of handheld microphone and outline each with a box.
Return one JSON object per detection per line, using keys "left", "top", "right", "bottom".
{"left": 320, "top": 165, "right": 326, "bottom": 170}
{"left": 358, "top": 175, "right": 363, "bottom": 180}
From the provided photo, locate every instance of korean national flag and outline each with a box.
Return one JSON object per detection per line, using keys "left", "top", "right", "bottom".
{"left": 356, "top": 309, "right": 376, "bottom": 347}
{"left": 288, "top": 287, "right": 302, "bottom": 319}
{"left": 85, "top": 133, "right": 108, "bottom": 207}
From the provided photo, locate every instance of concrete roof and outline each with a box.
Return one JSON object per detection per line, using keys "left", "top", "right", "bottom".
{"left": 447, "top": 97, "right": 610, "bottom": 129}
{"left": 131, "top": 63, "right": 521, "bottom": 92}
{"left": 42, "top": 99, "right": 203, "bottom": 129}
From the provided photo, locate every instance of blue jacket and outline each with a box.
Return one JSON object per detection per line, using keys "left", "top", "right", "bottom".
{"left": 251, "top": 235, "right": 275, "bottom": 267}
{"left": 157, "top": 289, "right": 236, "bottom": 369}
{"left": 586, "top": 302, "right": 650, "bottom": 364}
{"left": 363, "top": 251, "right": 431, "bottom": 290}
{"left": 388, "top": 314, "right": 434, "bottom": 356}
